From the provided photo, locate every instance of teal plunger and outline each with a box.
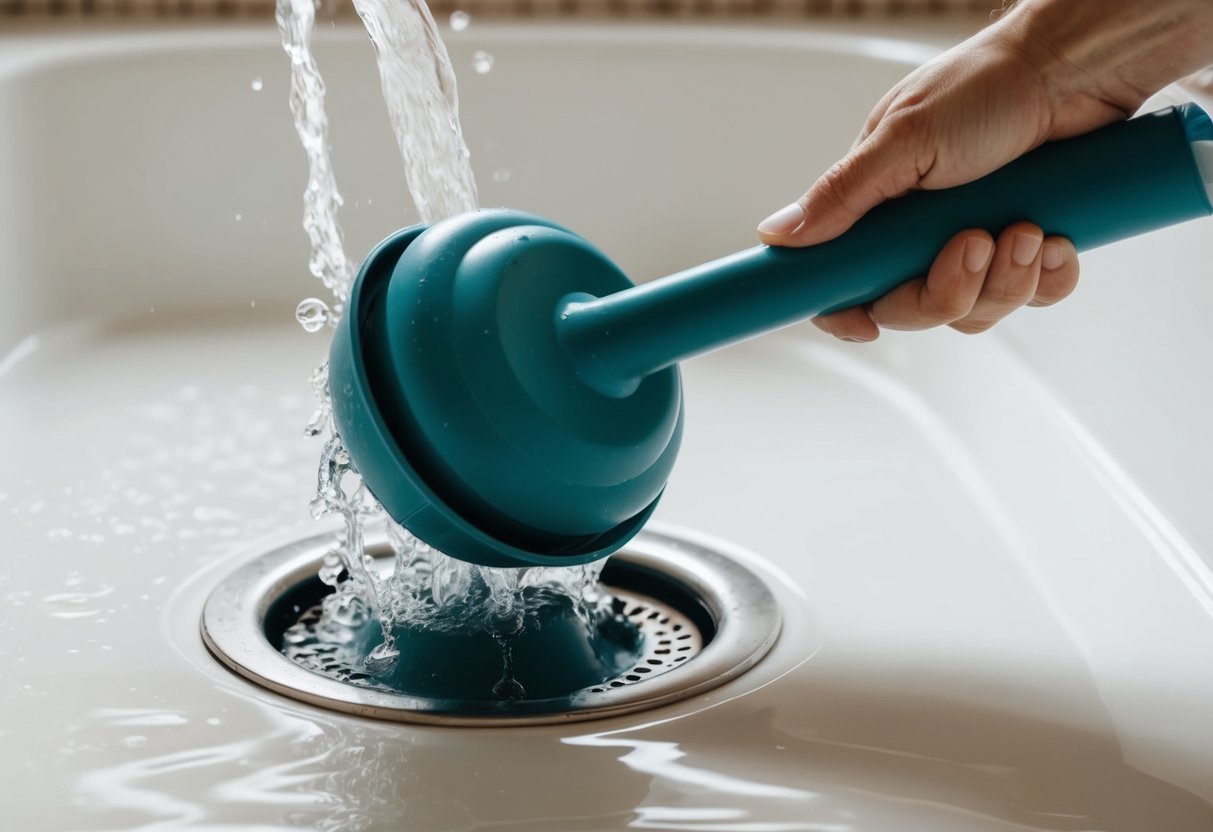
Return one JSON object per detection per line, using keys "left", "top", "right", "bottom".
{"left": 330, "top": 103, "right": 1213, "bottom": 569}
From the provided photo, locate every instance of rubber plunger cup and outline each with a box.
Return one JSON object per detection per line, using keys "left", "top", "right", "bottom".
{"left": 331, "top": 104, "right": 1213, "bottom": 568}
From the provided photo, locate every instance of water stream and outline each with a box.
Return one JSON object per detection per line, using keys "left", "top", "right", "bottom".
{"left": 274, "top": 0, "right": 635, "bottom": 699}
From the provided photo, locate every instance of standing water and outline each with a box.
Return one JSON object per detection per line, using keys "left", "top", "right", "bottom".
{"left": 274, "top": 0, "right": 637, "bottom": 699}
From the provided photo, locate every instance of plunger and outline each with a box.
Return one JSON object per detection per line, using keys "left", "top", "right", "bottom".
{"left": 329, "top": 104, "right": 1213, "bottom": 568}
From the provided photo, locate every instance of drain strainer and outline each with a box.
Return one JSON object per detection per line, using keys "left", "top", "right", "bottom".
{"left": 202, "top": 526, "right": 781, "bottom": 726}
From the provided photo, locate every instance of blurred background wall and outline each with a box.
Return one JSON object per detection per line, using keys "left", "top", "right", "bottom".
{"left": 1, "top": 0, "right": 1003, "bottom": 23}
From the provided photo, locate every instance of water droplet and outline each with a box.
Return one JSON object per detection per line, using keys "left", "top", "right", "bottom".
{"left": 364, "top": 640, "right": 400, "bottom": 671}
{"left": 304, "top": 406, "right": 329, "bottom": 437}
{"left": 250, "top": 77, "right": 263, "bottom": 92}
{"left": 492, "top": 169, "right": 511, "bottom": 183}
{"left": 295, "top": 298, "right": 331, "bottom": 333}
{"left": 473, "top": 51, "right": 494, "bottom": 74}
{"left": 492, "top": 677, "right": 526, "bottom": 700}
{"left": 449, "top": 10, "right": 469, "bottom": 31}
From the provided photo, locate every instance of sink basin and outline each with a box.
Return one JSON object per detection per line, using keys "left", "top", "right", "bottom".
{"left": 4, "top": 21, "right": 1213, "bottom": 830}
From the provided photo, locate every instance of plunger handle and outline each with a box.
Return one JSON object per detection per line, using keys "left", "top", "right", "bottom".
{"left": 558, "top": 104, "right": 1213, "bottom": 398}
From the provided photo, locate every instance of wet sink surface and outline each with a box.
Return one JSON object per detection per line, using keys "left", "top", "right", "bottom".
{"left": 4, "top": 23, "right": 1213, "bottom": 831}
{"left": 4, "top": 311, "right": 1212, "bottom": 830}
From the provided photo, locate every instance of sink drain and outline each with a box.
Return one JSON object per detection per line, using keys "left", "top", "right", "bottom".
{"left": 202, "top": 526, "right": 782, "bottom": 726}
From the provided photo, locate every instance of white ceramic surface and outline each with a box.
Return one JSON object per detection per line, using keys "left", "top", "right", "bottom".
{"left": 3, "top": 22, "right": 1213, "bottom": 831}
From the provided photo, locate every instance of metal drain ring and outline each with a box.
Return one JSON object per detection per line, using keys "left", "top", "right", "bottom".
{"left": 202, "top": 526, "right": 782, "bottom": 726}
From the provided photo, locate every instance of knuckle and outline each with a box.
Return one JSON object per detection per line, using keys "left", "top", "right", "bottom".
{"left": 926, "top": 292, "right": 973, "bottom": 322}
{"left": 1034, "top": 271, "right": 1080, "bottom": 306}
{"left": 815, "top": 160, "right": 856, "bottom": 213}
{"left": 1031, "top": 289, "right": 1069, "bottom": 307}
{"left": 883, "top": 107, "right": 926, "bottom": 141}
{"left": 984, "top": 280, "right": 1035, "bottom": 307}
{"left": 950, "top": 318, "right": 994, "bottom": 335}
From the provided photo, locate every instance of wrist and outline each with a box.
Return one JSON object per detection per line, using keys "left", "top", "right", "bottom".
{"left": 1001, "top": 0, "right": 1213, "bottom": 113}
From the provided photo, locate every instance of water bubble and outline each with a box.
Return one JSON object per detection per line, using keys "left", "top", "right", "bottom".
{"left": 492, "top": 677, "right": 526, "bottom": 700}
{"left": 472, "top": 51, "right": 494, "bottom": 74}
{"left": 492, "top": 169, "right": 511, "bottom": 183}
{"left": 364, "top": 639, "right": 400, "bottom": 671}
{"left": 234, "top": 213, "right": 243, "bottom": 222}
{"left": 449, "top": 10, "right": 469, "bottom": 31}
{"left": 319, "top": 551, "right": 344, "bottom": 587}
{"left": 250, "top": 77, "right": 264, "bottom": 92}
{"left": 295, "top": 298, "right": 331, "bottom": 333}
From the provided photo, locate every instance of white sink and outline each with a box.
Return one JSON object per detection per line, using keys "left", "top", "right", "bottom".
{"left": 4, "top": 21, "right": 1213, "bottom": 830}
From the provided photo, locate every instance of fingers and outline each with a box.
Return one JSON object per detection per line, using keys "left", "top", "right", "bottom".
{"left": 949, "top": 222, "right": 1043, "bottom": 333}
{"left": 868, "top": 231, "right": 993, "bottom": 331}
{"left": 811, "top": 225, "right": 1080, "bottom": 342}
{"left": 1029, "top": 236, "right": 1079, "bottom": 306}
{"left": 811, "top": 306, "right": 880, "bottom": 342}
{"left": 757, "top": 116, "right": 930, "bottom": 249}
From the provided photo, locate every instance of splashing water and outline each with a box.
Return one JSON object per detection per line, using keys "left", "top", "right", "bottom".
{"left": 275, "top": 0, "right": 635, "bottom": 698}
{"left": 277, "top": 0, "right": 356, "bottom": 305}
{"left": 350, "top": 0, "right": 478, "bottom": 223}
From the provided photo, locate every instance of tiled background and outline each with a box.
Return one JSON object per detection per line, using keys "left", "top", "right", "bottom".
{"left": 1, "top": 0, "right": 1002, "bottom": 21}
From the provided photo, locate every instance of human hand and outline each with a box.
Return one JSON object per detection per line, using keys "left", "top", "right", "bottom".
{"left": 758, "top": 0, "right": 1213, "bottom": 342}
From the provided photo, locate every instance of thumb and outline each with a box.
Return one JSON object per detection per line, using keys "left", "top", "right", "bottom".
{"left": 758, "top": 123, "right": 926, "bottom": 248}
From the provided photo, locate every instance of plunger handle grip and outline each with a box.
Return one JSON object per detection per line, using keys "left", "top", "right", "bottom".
{"left": 559, "top": 103, "right": 1213, "bottom": 397}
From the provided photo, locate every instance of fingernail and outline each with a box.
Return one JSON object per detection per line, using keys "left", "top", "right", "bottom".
{"left": 1011, "top": 232, "right": 1042, "bottom": 267}
{"left": 962, "top": 237, "right": 993, "bottom": 272}
{"left": 1041, "top": 243, "right": 1064, "bottom": 271}
{"left": 758, "top": 203, "right": 805, "bottom": 235}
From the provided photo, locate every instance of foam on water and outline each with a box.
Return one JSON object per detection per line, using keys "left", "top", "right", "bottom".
{"left": 275, "top": 0, "right": 635, "bottom": 698}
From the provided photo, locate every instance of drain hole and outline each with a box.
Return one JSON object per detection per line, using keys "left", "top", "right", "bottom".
{"left": 203, "top": 528, "right": 781, "bottom": 726}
